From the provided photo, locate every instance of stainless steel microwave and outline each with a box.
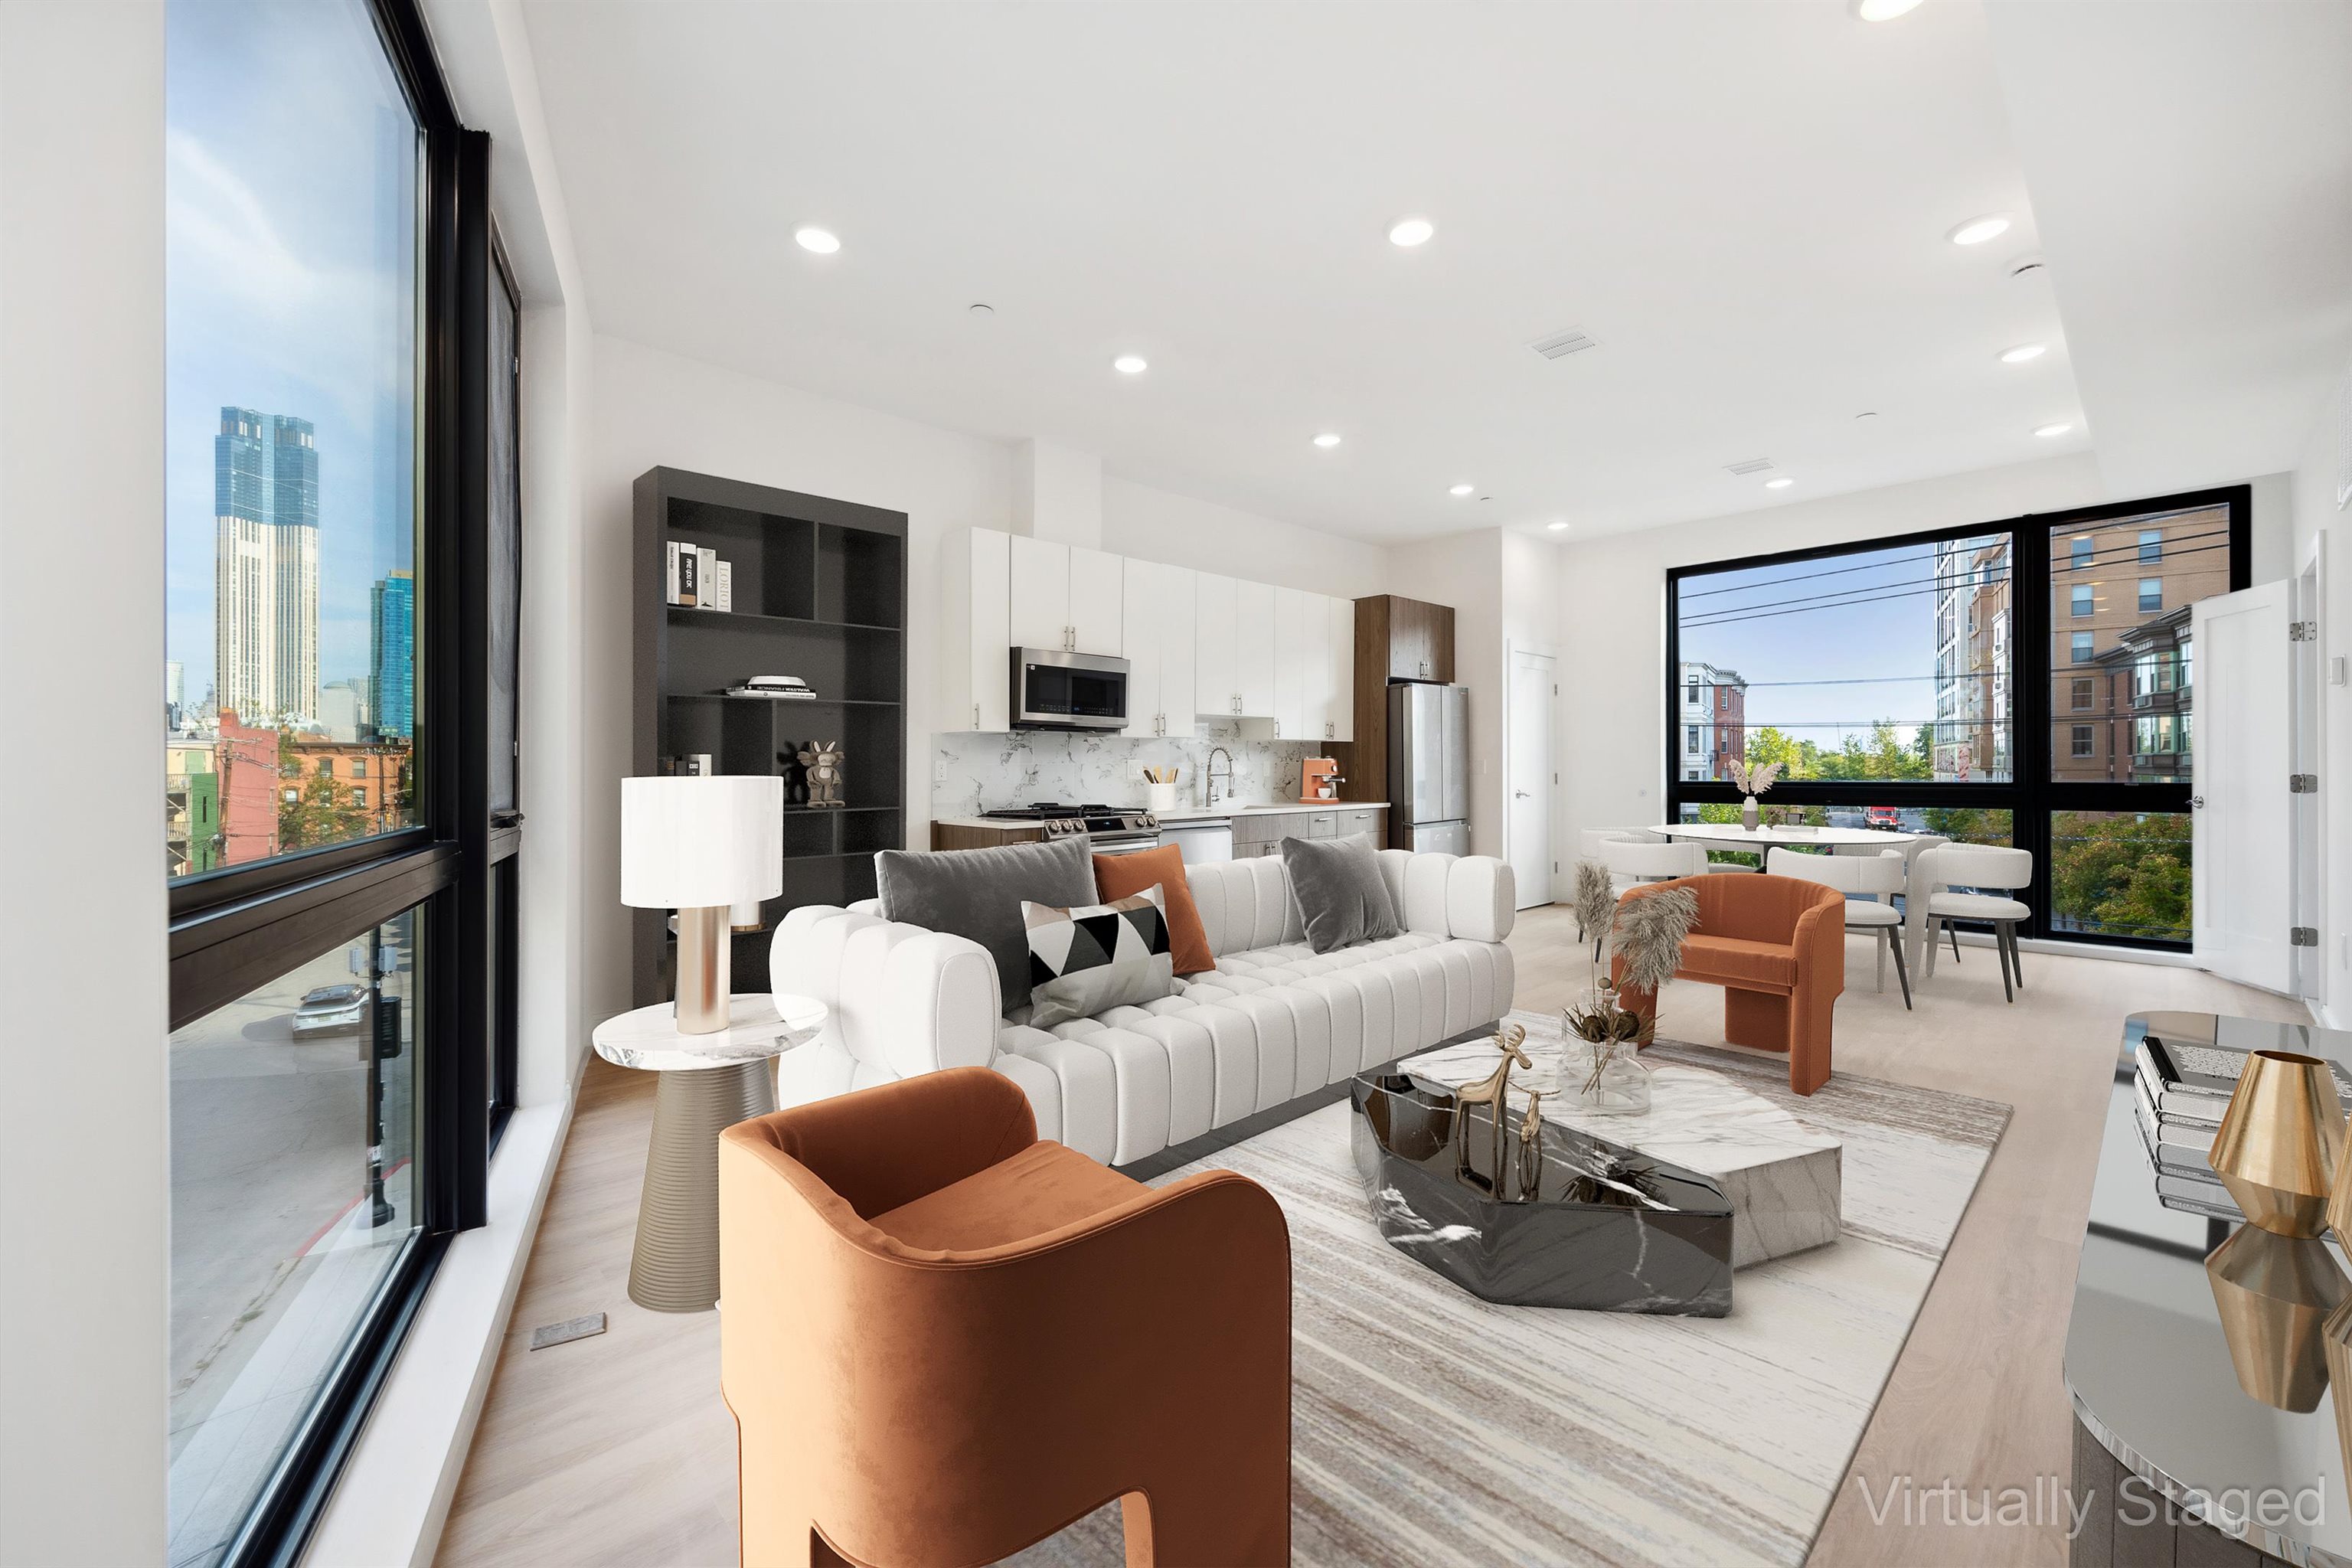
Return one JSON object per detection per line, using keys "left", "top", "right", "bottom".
{"left": 1011, "top": 648, "right": 1129, "bottom": 731}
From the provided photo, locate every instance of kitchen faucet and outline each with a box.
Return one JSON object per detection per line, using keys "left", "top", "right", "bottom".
{"left": 1204, "top": 746, "right": 1234, "bottom": 808}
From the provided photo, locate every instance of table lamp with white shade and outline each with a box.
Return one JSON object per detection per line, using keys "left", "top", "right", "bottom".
{"left": 622, "top": 775, "right": 782, "bottom": 1033}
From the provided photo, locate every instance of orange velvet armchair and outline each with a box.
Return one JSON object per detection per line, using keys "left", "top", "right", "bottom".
{"left": 1612, "top": 872, "right": 1847, "bottom": 1096}
{"left": 718, "top": 1067, "right": 1292, "bottom": 1568}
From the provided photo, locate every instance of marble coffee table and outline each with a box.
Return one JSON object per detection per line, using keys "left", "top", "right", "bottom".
{"left": 1400, "top": 1037, "right": 1842, "bottom": 1269}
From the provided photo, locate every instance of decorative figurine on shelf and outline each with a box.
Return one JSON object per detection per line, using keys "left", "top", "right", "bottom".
{"left": 1724, "top": 756, "right": 1782, "bottom": 833}
{"left": 1453, "top": 1021, "right": 1534, "bottom": 1193}
{"left": 797, "top": 741, "right": 847, "bottom": 807}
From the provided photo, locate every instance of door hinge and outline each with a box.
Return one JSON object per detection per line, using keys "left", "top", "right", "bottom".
{"left": 2292, "top": 774, "right": 2321, "bottom": 794}
{"left": 2292, "top": 621, "right": 2321, "bottom": 641}
{"left": 2292, "top": 927, "right": 2321, "bottom": 947}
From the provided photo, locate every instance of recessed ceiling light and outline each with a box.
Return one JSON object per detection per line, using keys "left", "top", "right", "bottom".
{"left": 1112, "top": 354, "right": 1148, "bottom": 374}
{"left": 2035, "top": 422, "right": 2074, "bottom": 438}
{"left": 1388, "top": 217, "right": 1434, "bottom": 247}
{"left": 1449, "top": 482, "right": 1475, "bottom": 497}
{"left": 794, "top": 226, "right": 841, "bottom": 254}
{"left": 1547, "top": 520, "right": 1570, "bottom": 531}
{"left": 1765, "top": 477, "right": 1795, "bottom": 490}
{"left": 1312, "top": 433, "right": 1343, "bottom": 449}
{"left": 1852, "top": 0, "right": 1924, "bottom": 18}
{"left": 1947, "top": 214, "right": 2011, "bottom": 247}
{"left": 1999, "top": 343, "right": 2047, "bottom": 364}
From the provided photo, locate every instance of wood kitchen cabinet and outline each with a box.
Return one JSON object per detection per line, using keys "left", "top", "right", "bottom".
{"left": 1375, "top": 594, "right": 1454, "bottom": 683}
{"left": 1340, "top": 593, "right": 1459, "bottom": 826}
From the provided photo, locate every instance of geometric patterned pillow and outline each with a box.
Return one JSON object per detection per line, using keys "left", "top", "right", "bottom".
{"left": 1021, "top": 884, "right": 1174, "bottom": 1029}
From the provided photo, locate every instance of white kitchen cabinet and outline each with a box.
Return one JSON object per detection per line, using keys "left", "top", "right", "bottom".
{"left": 1298, "top": 593, "right": 1334, "bottom": 744}
{"left": 1236, "top": 580, "right": 1276, "bottom": 718}
{"left": 1194, "top": 572, "right": 1237, "bottom": 717}
{"left": 1274, "top": 587, "right": 1312, "bottom": 740}
{"left": 941, "top": 527, "right": 1011, "bottom": 731}
{"left": 1158, "top": 565, "right": 1197, "bottom": 737}
{"left": 1008, "top": 534, "right": 1123, "bottom": 655}
{"left": 1326, "top": 595, "right": 1355, "bottom": 743}
{"left": 1121, "top": 560, "right": 1161, "bottom": 738}
{"left": 1069, "top": 546, "right": 1124, "bottom": 655}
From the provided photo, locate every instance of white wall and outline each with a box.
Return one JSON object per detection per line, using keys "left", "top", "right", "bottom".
{"left": 1102, "top": 475, "right": 1388, "bottom": 597}
{"left": 0, "top": 5, "right": 171, "bottom": 1562}
{"left": 1555, "top": 454, "right": 2112, "bottom": 849}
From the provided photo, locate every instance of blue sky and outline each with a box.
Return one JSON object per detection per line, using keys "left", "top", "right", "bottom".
{"left": 1675, "top": 535, "right": 2006, "bottom": 753}
{"left": 165, "top": 0, "right": 416, "bottom": 710}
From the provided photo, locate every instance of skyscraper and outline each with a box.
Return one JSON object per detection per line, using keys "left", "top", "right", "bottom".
{"left": 213, "top": 407, "right": 320, "bottom": 722}
{"left": 371, "top": 570, "right": 414, "bottom": 740}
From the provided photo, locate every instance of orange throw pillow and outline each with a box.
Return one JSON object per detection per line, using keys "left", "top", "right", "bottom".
{"left": 1093, "top": 844, "right": 1214, "bottom": 977}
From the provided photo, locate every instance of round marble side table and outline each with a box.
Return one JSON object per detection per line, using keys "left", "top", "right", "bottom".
{"left": 592, "top": 993, "right": 828, "bottom": 1312}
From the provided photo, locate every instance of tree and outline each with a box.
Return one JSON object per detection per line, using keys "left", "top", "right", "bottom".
{"left": 2048, "top": 812, "right": 2192, "bottom": 942}
{"left": 278, "top": 731, "right": 371, "bottom": 851}
{"left": 1745, "top": 726, "right": 1805, "bottom": 779}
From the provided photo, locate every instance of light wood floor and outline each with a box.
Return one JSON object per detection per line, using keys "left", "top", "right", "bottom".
{"left": 438, "top": 906, "right": 2308, "bottom": 1568}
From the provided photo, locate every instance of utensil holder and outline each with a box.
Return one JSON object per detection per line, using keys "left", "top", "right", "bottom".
{"left": 1146, "top": 782, "right": 1180, "bottom": 813}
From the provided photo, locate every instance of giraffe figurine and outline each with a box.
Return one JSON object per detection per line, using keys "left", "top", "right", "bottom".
{"left": 1452, "top": 1021, "right": 1532, "bottom": 1191}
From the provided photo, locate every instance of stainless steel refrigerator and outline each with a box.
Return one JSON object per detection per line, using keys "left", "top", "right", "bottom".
{"left": 1387, "top": 683, "right": 1469, "bottom": 855}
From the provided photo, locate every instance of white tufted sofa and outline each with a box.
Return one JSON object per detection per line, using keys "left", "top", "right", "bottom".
{"left": 767, "top": 850, "right": 1516, "bottom": 1167}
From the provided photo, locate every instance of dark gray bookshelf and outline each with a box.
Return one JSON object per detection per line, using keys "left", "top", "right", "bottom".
{"left": 632, "top": 466, "right": 906, "bottom": 1007}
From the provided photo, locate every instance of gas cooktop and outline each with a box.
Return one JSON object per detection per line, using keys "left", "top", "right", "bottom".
{"left": 978, "top": 802, "right": 1158, "bottom": 841}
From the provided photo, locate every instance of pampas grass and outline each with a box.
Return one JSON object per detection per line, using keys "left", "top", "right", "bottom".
{"left": 1572, "top": 859, "right": 1615, "bottom": 945}
{"left": 1612, "top": 884, "right": 1700, "bottom": 995}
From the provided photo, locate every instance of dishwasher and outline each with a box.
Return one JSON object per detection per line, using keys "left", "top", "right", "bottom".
{"left": 1158, "top": 817, "right": 1233, "bottom": 864}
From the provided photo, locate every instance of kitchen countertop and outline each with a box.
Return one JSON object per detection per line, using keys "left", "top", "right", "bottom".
{"left": 932, "top": 802, "right": 1383, "bottom": 831}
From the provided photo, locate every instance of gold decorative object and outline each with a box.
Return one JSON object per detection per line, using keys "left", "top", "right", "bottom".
{"left": 1514, "top": 1088, "right": 1547, "bottom": 1199}
{"left": 1452, "top": 1022, "right": 1531, "bottom": 1194}
{"left": 2210, "top": 1050, "right": 2346, "bottom": 1236}
{"left": 2205, "top": 1224, "right": 2350, "bottom": 1412}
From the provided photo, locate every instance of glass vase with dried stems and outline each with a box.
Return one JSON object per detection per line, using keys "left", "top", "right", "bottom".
{"left": 1563, "top": 884, "right": 1700, "bottom": 1116}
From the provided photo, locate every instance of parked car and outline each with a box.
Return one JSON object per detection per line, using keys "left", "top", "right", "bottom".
{"left": 292, "top": 983, "right": 368, "bottom": 1039}
{"left": 1864, "top": 806, "right": 1900, "bottom": 831}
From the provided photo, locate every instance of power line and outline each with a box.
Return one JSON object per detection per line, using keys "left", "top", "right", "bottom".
{"left": 1675, "top": 522, "right": 2230, "bottom": 603}
{"left": 1681, "top": 539, "right": 2233, "bottom": 629}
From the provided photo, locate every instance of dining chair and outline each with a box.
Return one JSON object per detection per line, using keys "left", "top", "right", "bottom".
{"left": 1766, "top": 847, "right": 1911, "bottom": 1008}
{"left": 1917, "top": 842, "right": 2034, "bottom": 1002}
{"left": 1599, "top": 837, "right": 1708, "bottom": 885}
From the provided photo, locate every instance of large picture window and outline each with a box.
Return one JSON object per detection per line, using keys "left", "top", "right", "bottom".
{"left": 1665, "top": 488, "right": 2249, "bottom": 949}
{"left": 164, "top": 0, "right": 498, "bottom": 1561}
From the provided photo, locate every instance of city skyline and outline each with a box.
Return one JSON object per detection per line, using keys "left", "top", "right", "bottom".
{"left": 164, "top": 0, "right": 417, "bottom": 710}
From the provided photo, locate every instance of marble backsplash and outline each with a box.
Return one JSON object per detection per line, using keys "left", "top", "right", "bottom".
{"left": 933, "top": 724, "right": 1330, "bottom": 817}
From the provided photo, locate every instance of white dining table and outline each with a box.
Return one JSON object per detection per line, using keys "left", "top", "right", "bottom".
{"left": 1648, "top": 822, "right": 1917, "bottom": 851}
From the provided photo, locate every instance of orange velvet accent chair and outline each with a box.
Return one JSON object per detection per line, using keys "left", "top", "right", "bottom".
{"left": 1612, "top": 873, "right": 1847, "bottom": 1096}
{"left": 718, "top": 1067, "right": 1292, "bottom": 1568}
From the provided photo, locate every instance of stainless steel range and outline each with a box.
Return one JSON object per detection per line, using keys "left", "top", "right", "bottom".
{"left": 978, "top": 802, "right": 1161, "bottom": 853}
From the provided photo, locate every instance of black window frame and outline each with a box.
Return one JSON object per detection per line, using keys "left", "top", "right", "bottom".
{"left": 164, "top": 2, "right": 496, "bottom": 1562}
{"left": 1663, "top": 484, "right": 2250, "bottom": 951}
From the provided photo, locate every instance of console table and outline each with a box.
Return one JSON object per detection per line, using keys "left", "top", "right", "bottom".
{"left": 2066, "top": 1011, "right": 2352, "bottom": 1566}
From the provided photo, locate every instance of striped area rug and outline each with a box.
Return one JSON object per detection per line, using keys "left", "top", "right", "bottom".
{"left": 1007, "top": 1011, "right": 2009, "bottom": 1568}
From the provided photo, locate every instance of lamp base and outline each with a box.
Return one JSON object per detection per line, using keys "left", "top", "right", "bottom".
{"left": 675, "top": 905, "right": 731, "bottom": 1034}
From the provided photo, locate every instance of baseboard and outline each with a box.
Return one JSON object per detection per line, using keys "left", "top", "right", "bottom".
{"left": 301, "top": 1048, "right": 589, "bottom": 1568}
{"left": 1115, "top": 1021, "right": 1501, "bottom": 1181}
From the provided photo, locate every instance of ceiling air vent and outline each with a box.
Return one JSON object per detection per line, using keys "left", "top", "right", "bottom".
{"left": 1722, "top": 457, "right": 1775, "bottom": 476}
{"left": 1531, "top": 328, "right": 1599, "bottom": 360}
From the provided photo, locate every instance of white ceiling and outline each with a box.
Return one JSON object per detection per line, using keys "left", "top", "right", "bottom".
{"left": 518, "top": 0, "right": 2350, "bottom": 544}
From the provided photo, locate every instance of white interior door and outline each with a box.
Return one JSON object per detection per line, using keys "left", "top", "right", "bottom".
{"left": 2193, "top": 580, "right": 2292, "bottom": 993}
{"left": 1507, "top": 648, "right": 1555, "bottom": 910}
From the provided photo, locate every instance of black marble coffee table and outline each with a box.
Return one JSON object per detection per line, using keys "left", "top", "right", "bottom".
{"left": 1351, "top": 1071, "right": 1735, "bottom": 1316}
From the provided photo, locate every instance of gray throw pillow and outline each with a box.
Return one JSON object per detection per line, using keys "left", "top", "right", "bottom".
{"left": 1279, "top": 832, "right": 1403, "bottom": 954}
{"left": 875, "top": 836, "right": 1097, "bottom": 1011}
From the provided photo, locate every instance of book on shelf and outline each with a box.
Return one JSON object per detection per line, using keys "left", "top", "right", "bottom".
{"left": 666, "top": 541, "right": 681, "bottom": 605}
{"left": 698, "top": 547, "right": 717, "bottom": 612}
{"left": 678, "top": 544, "right": 699, "bottom": 608}
{"left": 714, "top": 559, "right": 733, "bottom": 612}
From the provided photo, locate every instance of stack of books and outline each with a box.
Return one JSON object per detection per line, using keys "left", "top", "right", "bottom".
{"left": 2132, "top": 1033, "right": 2352, "bottom": 1219}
